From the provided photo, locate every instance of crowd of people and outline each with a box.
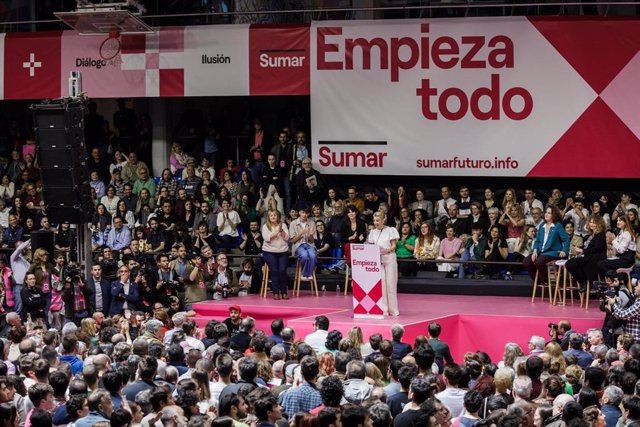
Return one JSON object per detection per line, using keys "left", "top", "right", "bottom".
{"left": 0, "top": 100, "right": 637, "bottom": 313}
{"left": 2, "top": 301, "right": 640, "bottom": 427}
{"left": 0, "top": 99, "right": 638, "bottom": 426}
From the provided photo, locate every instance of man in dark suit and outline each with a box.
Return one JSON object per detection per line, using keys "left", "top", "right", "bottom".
{"left": 109, "top": 265, "right": 139, "bottom": 316}
{"left": 87, "top": 264, "right": 111, "bottom": 315}
{"left": 447, "top": 204, "right": 470, "bottom": 238}
{"left": 391, "top": 324, "right": 412, "bottom": 360}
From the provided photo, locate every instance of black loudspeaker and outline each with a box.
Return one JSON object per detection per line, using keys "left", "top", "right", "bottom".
{"left": 39, "top": 144, "right": 88, "bottom": 169}
{"left": 42, "top": 183, "right": 92, "bottom": 206}
{"left": 35, "top": 126, "right": 84, "bottom": 148}
{"left": 40, "top": 165, "right": 89, "bottom": 185}
{"left": 32, "top": 100, "right": 94, "bottom": 224}
{"left": 33, "top": 103, "right": 84, "bottom": 130}
{"left": 31, "top": 230, "right": 55, "bottom": 263}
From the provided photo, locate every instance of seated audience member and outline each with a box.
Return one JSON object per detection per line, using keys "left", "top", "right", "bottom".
{"left": 436, "top": 226, "right": 462, "bottom": 277}
{"left": 523, "top": 206, "right": 570, "bottom": 286}
{"left": 458, "top": 223, "right": 487, "bottom": 280}
{"left": 396, "top": 222, "right": 417, "bottom": 277}
{"left": 290, "top": 207, "right": 317, "bottom": 282}
{"left": 237, "top": 258, "right": 261, "bottom": 295}
{"left": 414, "top": 222, "right": 440, "bottom": 272}
{"left": 484, "top": 225, "right": 509, "bottom": 279}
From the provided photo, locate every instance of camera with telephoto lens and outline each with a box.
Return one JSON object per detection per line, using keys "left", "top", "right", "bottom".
{"left": 131, "top": 264, "right": 150, "bottom": 280}
{"left": 101, "top": 259, "right": 119, "bottom": 280}
{"left": 64, "top": 263, "right": 81, "bottom": 281}
{"left": 595, "top": 281, "right": 617, "bottom": 299}
{"left": 548, "top": 323, "right": 558, "bottom": 329}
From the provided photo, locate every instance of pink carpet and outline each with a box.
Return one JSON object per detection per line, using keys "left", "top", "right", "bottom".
{"left": 193, "top": 292, "right": 602, "bottom": 362}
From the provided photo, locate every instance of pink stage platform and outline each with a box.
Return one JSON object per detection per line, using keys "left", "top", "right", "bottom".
{"left": 192, "top": 292, "right": 603, "bottom": 362}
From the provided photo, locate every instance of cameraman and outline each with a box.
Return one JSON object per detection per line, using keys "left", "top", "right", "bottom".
{"left": 153, "top": 254, "right": 179, "bottom": 305}
{"left": 599, "top": 270, "right": 632, "bottom": 346}
{"left": 98, "top": 246, "right": 119, "bottom": 283}
{"left": 61, "top": 264, "right": 92, "bottom": 325}
{"left": 549, "top": 320, "right": 574, "bottom": 350}
{"left": 605, "top": 273, "right": 640, "bottom": 342}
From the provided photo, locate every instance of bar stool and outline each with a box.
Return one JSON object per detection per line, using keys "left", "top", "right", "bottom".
{"left": 553, "top": 260, "right": 587, "bottom": 307}
{"left": 260, "top": 264, "right": 270, "bottom": 298}
{"left": 616, "top": 267, "right": 634, "bottom": 292}
{"left": 293, "top": 259, "right": 319, "bottom": 297}
{"left": 531, "top": 261, "right": 556, "bottom": 303}
{"left": 581, "top": 280, "right": 591, "bottom": 309}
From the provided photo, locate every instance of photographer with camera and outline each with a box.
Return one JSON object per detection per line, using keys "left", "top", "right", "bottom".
{"left": 184, "top": 253, "right": 209, "bottom": 310}
{"left": 98, "top": 246, "right": 119, "bottom": 283}
{"left": 152, "top": 254, "right": 179, "bottom": 305}
{"left": 548, "top": 320, "right": 574, "bottom": 351}
{"left": 121, "top": 255, "right": 153, "bottom": 313}
{"left": 604, "top": 273, "right": 640, "bottom": 341}
{"left": 211, "top": 253, "right": 239, "bottom": 300}
{"left": 597, "top": 270, "right": 633, "bottom": 346}
{"left": 61, "top": 263, "right": 92, "bottom": 325}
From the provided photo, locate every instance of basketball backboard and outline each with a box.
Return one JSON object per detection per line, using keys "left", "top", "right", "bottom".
{"left": 54, "top": 8, "right": 153, "bottom": 35}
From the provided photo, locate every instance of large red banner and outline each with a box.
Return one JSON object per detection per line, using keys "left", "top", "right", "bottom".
{"left": 4, "top": 31, "right": 62, "bottom": 100}
{"left": 249, "top": 24, "right": 310, "bottom": 96}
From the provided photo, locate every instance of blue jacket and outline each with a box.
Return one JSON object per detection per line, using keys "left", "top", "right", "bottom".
{"left": 109, "top": 281, "right": 139, "bottom": 316}
{"left": 602, "top": 404, "right": 622, "bottom": 427}
{"left": 2, "top": 226, "right": 23, "bottom": 248}
{"left": 60, "top": 354, "right": 83, "bottom": 376}
{"left": 533, "top": 222, "right": 570, "bottom": 257}
{"left": 562, "top": 348, "right": 593, "bottom": 369}
{"left": 75, "top": 411, "right": 110, "bottom": 427}
{"left": 392, "top": 340, "right": 412, "bottom": 360}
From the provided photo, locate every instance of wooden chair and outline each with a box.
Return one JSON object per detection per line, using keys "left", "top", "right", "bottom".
{"left": 293, "top": 259, "right": 319, "bottom": 297}
{"left": 553, "top": 260, "right": 587, "bottom": 307}
{"left": 260, "top": 264, "right": 270, "bottom": 298}
{"left": 617, "top": 267, "right": 635, "bottom": 292}
{"left": 581, "top": 280, "right": 591, "bottom": 309}
{"left": 531, "top": 261, "right": 555, "bottom": 303}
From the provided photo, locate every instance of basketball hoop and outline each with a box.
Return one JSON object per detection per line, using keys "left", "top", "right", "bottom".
{"left": 99, "top": 31, "right": 121, "bottom": 60}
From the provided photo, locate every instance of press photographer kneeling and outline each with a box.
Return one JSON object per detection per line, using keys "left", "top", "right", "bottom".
{"left": 603, "top": 271, "right": 640, "bottom": 343}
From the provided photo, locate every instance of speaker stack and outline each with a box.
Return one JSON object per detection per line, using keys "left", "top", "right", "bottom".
{"left": 32, "top": 100, "right": 95, "bottom": 224}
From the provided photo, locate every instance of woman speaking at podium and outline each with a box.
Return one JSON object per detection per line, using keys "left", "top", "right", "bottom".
{"left": 367, "top": 212, "right": 400, "bottom": 317}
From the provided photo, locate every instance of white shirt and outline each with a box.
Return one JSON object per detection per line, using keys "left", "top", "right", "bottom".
{"left": 564, "top": 208, "right": 590, "bottom": 236}
{"left": 0, "top": 207, "right": 10, "bottom": 228}
{"left": 100, "top": 195, "right": 121, "bottom": 216}
{"left": 435, "top": 198, "right": 457, "bottom": 218}
{"left": 93, "top": 276, "right": 104, "bottom": 312}
{"left": 304, "top": 330, "right": 329, "bottom": 353}
{"left": 435, "top": 387, "right": 466, "bottom": 418}
{"left": 185, "top": 335, "right": 205, "bottom": 352}
{"left": 367, "top": 226, "right": 400, "bottom": 252}
{"left": 613, "top": 230, "right": 637, "bottom": 254}
{"left": 122, "top": 281, "right": 130, "bottom": 310}
{"left": 289, "top": 218, "right": 316, "bottom": 253}
{"left": 522, "top": 199, "right": 544, "bottom": 225}
{"left": 542, "top": 223, "right": 555, "bottom": 249}
{"left": 217, "top": 210, "right": 241, "bottom": 237}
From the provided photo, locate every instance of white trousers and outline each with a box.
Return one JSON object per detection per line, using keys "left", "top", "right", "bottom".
{"left": 380, "top": 253, "right": 399, "bottom": 316}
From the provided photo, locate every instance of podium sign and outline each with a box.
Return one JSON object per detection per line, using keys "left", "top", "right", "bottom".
{"left": 350, "top": 244, "right": 384, "bottom": 319}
